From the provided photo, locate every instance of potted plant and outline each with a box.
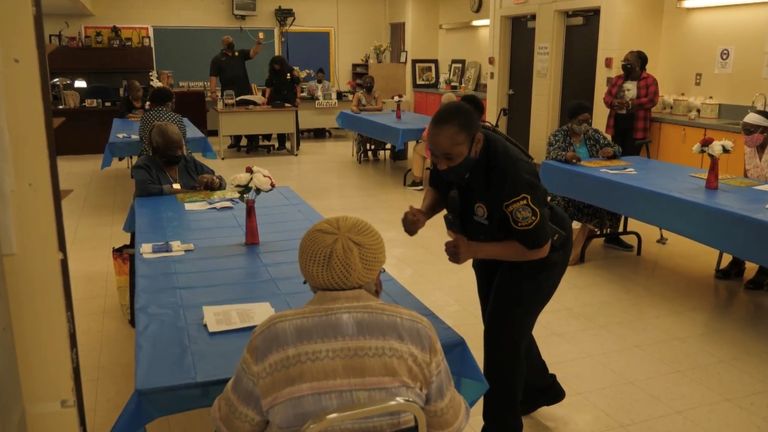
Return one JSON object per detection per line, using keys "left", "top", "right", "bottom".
{"left": 443, "top": 77, "right": 453, "bottom": 90}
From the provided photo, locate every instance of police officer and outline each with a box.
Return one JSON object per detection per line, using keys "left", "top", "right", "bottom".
{"left": 402, "top": 102, "right": 572, "bottom": 432}
{"left": 208, "top": 35, "right": 263, "bottom": 151}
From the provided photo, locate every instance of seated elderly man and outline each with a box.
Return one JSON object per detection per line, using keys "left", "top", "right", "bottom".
{"left": 133, "top": 122, "right": 225, "bottom": 196}
{"left": 212, "top": 216, "right": 469, "bottom": 432}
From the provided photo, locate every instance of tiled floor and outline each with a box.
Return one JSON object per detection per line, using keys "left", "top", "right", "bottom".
{"left": 58, "top": 135, "right": 768, "bottom": 431}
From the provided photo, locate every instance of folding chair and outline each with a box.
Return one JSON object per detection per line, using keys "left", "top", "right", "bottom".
{"left": 302, "top": 397, "right": 426, "bottom": 432}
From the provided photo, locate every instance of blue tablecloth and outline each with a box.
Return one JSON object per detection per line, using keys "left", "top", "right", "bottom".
{"left": 540, "top": 156, "right": 768, "bottom": 266}
{"left": 101, "top": 118, "right": 216, "bottom": 170}
{"left": 336, "top": 110, "right": 431, "bottom": 150}
{"left": 112, "top": 187, "right": 487, "bottom": 432}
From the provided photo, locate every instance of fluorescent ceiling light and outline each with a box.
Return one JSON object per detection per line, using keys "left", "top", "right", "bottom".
{"left": 439, "top": 19, "right": 490, "bottom": 30}
{"left": 74, "top": 79, "right": 88, "bottom": 88}
{"left": 677, "top": 0, "right": 768, "bottom": 8}
{"left": 471, "top": 19, "right": 490, "bottom": 26}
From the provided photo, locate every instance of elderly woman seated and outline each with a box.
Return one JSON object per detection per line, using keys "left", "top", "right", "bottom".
{"left": 133, "top": 122, "right": 225, "bottom": 196}
{"left": 545, "top": 101, "right": 633, "bottom": 262}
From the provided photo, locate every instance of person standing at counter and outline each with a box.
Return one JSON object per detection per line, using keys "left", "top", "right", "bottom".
{"left": 603, "top": 50, "right": 659, "bottom": 156}
{"left": 209, "top": 35, "right": 263, "bottom": 151}
{"left": 264, "top": 55, "right": 301, "bottom": 152}
{"left": 715, "top": 110, "right": 768, "bottom": 290}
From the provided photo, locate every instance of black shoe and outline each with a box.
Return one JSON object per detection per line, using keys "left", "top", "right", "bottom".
{"left": 715, "top": 259, "right": 746, "bottom": 280}
{"left": 520, "top": 379, "right": 566, "bottom": 416}
{"left": 276, "top": 145, "right": 287, "bottom": 151}
{"left": 604, "top": 235, "right": 634, "bottom": 252}
{"left": 744, "top": 267, "right": 768, "bottom": 290}
{"left": 405, "top": 180, "right": 424, "bottom": 191}
{"left": 227, "top": 143, "right": 239, "bottom": 149}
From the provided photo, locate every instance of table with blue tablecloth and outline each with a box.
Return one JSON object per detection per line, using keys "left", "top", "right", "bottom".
{"left": 336, "top": 110, "right": 431, "bottom": 151}
{"left": 112, "top": 187, "right": 487, "bottom": 432}
{"left": 540, "top": 156, "right": 768, "bottom": 266}
{"left": 101, "top": 118, "right": 216, "bottom": 169}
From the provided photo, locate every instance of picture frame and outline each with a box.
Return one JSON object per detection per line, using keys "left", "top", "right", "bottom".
{"left": 463, "top": 61, "right": 481, "bottom": 91}
{"left": 142, "top": 36, "right": 151, "bottom": 47}
{"left": 411, "top": 59, "right": 439, "bottom": 89}
{"left": 83, "top": 35, "right": 92, "bottom": 47}
{"left": 449, "top": 59, "right": 466, "bottom": 85}
{"left": 48, "top": 34, "right": 61, "bottom": 46}
{"left": 124, "top": 38, "right": 133, "bottom": 47}
{"left": 399, "top": 50, "right": 408, "bottom": 64}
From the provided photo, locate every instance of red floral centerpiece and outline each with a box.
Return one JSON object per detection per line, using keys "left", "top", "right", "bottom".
{"left": 692, "top": 136, "right": 734, "bottom": 190}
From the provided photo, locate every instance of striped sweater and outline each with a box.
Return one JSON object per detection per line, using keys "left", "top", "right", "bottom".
{"left": 211, "top": 289, "right": 469, "bottom": 432}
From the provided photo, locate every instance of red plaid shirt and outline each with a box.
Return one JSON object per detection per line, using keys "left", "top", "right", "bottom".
{"left": 603, "top": 71, "right": 659, "bottom": 140}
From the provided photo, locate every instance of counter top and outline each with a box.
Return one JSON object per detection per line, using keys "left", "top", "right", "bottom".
{"left": 414, "top": 88, "right": 487, "bottom": 99}
{"left": 652, "top": 112, "right": 741, "bottom": 133}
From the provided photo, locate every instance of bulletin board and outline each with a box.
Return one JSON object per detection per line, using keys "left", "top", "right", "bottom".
{"left": 280, "top": 27, "right": 335, "bottom": 85}
{"left": 153, "top": 27, "right": 277, "bottom": 86}
{"left": 83, "top": 25, "right": 151, "bottom": 48}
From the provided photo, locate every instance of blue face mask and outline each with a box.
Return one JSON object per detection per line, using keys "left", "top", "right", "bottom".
{"left": 436, "top": 141, "right": 476, "bottom": 185}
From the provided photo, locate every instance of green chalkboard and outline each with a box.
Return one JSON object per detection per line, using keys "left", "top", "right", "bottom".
{"left": 153, "top": 27, "right": 277, "bottom": 86}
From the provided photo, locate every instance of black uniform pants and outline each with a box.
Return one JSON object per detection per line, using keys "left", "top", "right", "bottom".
{"left": 473, "top": 224, "right": 571, "bottom": 432}
{"left": 612, "top": 112, "right": 640, "bottom": 156}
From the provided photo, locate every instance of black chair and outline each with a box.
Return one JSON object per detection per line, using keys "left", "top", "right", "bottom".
{"left": 575, "top": 216, "right": 643, "bottom": 264}
{"left": 354, "top": 134, "right": 392, "bottom": 164}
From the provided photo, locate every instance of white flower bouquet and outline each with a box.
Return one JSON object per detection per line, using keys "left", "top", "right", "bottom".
{"left": 692, "top": 136, "right": 734, "bottom": 158}
{"left": 229, "top": 166, "right": 276, "bottom": 201}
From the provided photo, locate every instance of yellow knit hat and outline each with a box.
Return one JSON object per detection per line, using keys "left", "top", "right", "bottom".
{"left": 299, "top": 216, "right": 385, "bottom": 291}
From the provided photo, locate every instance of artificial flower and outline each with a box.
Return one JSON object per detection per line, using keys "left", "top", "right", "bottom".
{"left": 692, "top": 143, "right": 702, "bottom": 154}
{"left": 230, "top": 166, "right": 276, "bottom": 201}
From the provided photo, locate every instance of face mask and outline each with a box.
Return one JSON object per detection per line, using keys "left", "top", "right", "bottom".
{"left": 364, "top": 84, "right": 374, "bottom": 92}
{"left": 436, "top": 141, "right": 476, "bottom": 185}
{"left": 571, "top": 123, "right": 590, "bottom": 135}
{"left": 226, "top": 42, "right": 235, "bottom": 51}
{"left": 744, "top": 132, "right": 766, "bottom": 148}
{"left": 621, "top": 62, "right": 634, "bottom": 76}
{"left": 161, "top": 154, "right": 183, "bottom": 166}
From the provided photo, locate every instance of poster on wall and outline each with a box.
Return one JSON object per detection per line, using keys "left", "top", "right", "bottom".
{"left": 714, "top": 46, "right": 734, "bottom": 74}
{"left": 83, "top": 25, "right": 151, "bottom": 48}
{"left": 535, "top": 43, "right": 550, "bottom": 77}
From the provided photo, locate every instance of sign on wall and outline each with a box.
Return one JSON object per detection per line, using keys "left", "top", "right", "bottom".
{"left": 715, "top": 46, "right": 734, "bottom": 74}
{"left": 535, "top": 43, "right": 550, "bottom": 77}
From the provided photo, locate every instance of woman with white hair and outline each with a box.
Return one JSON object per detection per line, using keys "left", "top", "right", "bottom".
{"left": 715, "top": 110, "right": 768, "bottom": 290}
{"left": 406, "top": 92, "right": 458, "bottom": 190}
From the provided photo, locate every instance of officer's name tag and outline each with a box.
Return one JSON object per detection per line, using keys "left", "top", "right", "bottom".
{"left": 315, "top": 100, "right": 338, "bottom": 109}
{"left": 504, "top": 194, "right": 540, "bottom": 230}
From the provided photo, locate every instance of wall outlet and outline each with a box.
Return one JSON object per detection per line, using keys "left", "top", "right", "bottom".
{"left": 695, "top": 73, "right": 702, "bottom": 86}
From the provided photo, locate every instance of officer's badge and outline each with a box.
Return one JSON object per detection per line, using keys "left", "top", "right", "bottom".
{"left": 473, "top": 203, "right": 488, "bottom": 225}
{"left": 504, "top": 194, "right": 539, "bottom": 229}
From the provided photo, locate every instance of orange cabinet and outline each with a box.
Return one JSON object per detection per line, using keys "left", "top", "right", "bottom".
{"left": 656, "top": 123, "right": 705, "bottom": 169}
{"left": 414, "top": 91, "right": 428, "bottom": 115}
{"left": 648, "top": 121, "right": 661, "bottom": 160}
{"left": 707, "top": 129, "right": 745, "bottom": 177}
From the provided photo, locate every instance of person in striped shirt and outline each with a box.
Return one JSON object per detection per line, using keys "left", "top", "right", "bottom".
{"left": 212, "top": 216, "right": 469, "bottom": 432}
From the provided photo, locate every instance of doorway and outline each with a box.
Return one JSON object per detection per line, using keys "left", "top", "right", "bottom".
{"left": 558, "top": 10, "right": 601, "bottom": 126}
{"left": 506, "top": 15, "right": 536, "bottom": 151}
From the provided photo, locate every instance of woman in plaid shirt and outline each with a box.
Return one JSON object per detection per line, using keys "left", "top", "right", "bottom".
{"left": 603, "top": 50, "right": 659, "bottom": 156}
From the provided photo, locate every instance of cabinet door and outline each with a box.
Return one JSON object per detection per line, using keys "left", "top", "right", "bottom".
{"left": 648, "top": 121, "right": 661, "bottom": 159}
{"left": 708, "top": 130, "right": 745, "bottom": 177}
{"left": 414, "top": 91, "right": 428, "bottom": 115}
{"left": 426, "top": 93, "right": 443, "bottom": 116}
{"left": 657, "top": 123, "right": 705, "bottom": 168}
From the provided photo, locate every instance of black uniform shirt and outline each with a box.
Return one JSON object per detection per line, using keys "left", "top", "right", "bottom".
{"left": 430, "top": 129, "right": 567, "bottom": 250}
{"left": 209, "top": 49, "right": 253, "bottom": 97}
{"left": 265, "top": 72, "right": 300, "bottom": 105}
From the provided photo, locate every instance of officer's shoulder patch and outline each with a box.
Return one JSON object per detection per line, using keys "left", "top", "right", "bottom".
{"left": 503, "top": 194, "right": 540, "bottom": 230}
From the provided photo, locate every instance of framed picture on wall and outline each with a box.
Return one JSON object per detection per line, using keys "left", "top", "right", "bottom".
{"left": 142, "top": 36, "right": 152, "bottom": 47}
{"left": 48, "top": 34, "right": 61, "bottom": 46}
{"left": 399, "top": 50, "right": 408, "bottom": 64}
{"left": 412, "top": 59, "right": 439, "bottom": 88}
{"left": 463, "top": 61, "right": 481, "bottom": 91}
{"left": 449, "top": 59, "right": 465, "bottom": 85}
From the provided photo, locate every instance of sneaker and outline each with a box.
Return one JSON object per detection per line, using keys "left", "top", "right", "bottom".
{"left": 406, "top": 180, "right": 424, "bottom": 190}
{"left": 604, "top": 235, "right": 634, "bottom": 252}
{"left": 520, "top": 379, "right": 566, "bottom": 416}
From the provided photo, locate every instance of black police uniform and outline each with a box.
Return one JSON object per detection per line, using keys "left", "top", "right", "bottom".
{"left": 264, "top": 72, "right": 301, "bottom": 149}
{"left": 209, "top": 48, "right": 257, "bottom": 147}
{"left": 430, "top": 128, "right": 573, "bottom": 432}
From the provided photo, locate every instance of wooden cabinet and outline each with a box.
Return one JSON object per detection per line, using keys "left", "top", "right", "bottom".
{"left": 414, "top": 91, "right": 442, "bottom": 116}
{"left": 414, "top": 91, "right": 428, "bottom": 115}
{"left": 52, "top": 107, "right": 119, "bottom": 155}
{"left": 656, "top": 123, "right": 705, "bottom": 169}
{"left": 648, "top": 121, "right": 661, "bottom": 160}
{"left": 709, "top": 130, "right": 745, "bottom": 177}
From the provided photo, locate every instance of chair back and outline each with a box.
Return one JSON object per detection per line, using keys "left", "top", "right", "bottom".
{"left": 301, "top": 397, "right": 426, "bottom": 432}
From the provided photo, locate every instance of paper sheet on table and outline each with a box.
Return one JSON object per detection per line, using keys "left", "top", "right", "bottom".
{"left": 203, "top": 303, "right": 275, "bottom": 333}
{"left": 184, "top": 201, "right": 235, "bottom": 211}
{"left": 580, "top": 159, "right": 631, "bottom": 168}
{"left": 176, "top": 190, "right": 240, "bottom": 203}
{"left": 140, "top": 241, "right": 192, "bottom": 258}
{"left": 753, "top": 184, "right": 768, "bottom": 191}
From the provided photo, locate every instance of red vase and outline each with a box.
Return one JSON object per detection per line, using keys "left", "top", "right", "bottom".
{"left": 245, "top": 198, "right": 260, "bottom": 245}
{"left": 395, "top": 102, "right": 402, "bottom": 120}
{"left": 705, "top": 155, "right": 719, "bottom": 190}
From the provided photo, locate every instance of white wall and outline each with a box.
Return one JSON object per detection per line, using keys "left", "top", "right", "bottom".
{"left": 438, "top": 0, "right": 491, "bottom": 83}
{"left": 43, "top": 0, "right": 388, "bottom": 85}
{"left": 656, "top": 2, "right": 768, "bottom": 105}
{"left": 488, "top": 0, "right": 665, "bottom": 160}
{"left": 2, "top": 0, "right": 80, "bottom": 431}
